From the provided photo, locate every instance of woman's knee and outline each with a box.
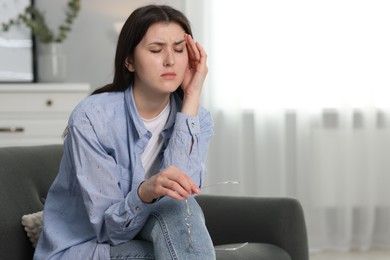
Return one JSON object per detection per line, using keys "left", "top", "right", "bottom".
{"left": 153, "top": 196, "right": 204, "bottom": 221}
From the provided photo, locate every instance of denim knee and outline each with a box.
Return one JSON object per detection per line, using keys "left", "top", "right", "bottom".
{"left": 141, "top": 196, "right": 215, "bottom": 260}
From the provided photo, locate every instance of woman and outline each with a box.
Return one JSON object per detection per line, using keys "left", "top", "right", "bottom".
{"left": 34, "top": 4, "right": 215, "bottom": 260}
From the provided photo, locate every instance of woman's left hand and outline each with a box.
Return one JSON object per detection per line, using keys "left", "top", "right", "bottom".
{"left": 181, "top": 34, "right": 208, "bottom": 115}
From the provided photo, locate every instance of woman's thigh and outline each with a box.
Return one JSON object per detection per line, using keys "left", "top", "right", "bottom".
{"left": 111, "top": 197, "right": 215, "bottom": 260}
{"left": 110, "top": 240, "right": 154, "bottom": 260}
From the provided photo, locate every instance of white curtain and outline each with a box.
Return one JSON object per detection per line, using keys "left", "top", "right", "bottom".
{"left": 185, "top": 0, "right": 390, "bottom": 252}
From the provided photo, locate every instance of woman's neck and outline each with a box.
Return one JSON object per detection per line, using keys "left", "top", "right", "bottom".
{"left": 132, "top": 86, "right": 170, "bottom": 120}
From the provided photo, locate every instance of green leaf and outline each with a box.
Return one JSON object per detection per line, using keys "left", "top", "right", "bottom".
{"left": 0, "top": 0, "right": 81, "bottom": 43}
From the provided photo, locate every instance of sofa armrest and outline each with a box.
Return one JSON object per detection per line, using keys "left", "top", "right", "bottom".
{"left": 0, "top": 145, "right": 63, "bottom": 260}
{"left": 195, "top": 195, "right": 309, "bottom": 260}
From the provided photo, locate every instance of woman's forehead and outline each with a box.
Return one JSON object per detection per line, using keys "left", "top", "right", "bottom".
{"left": 142, "top": 22, "right": 185, "bottom": 44}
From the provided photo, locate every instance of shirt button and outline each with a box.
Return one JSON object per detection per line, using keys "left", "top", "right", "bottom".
{"left": 135, "top": 206, "right": 141, "bottom": 211}
{"left": 191, "top": 122, "right": 195, "bottom": 127}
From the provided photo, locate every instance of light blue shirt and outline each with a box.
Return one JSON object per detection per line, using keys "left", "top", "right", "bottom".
{"left": 34, "top": 87, "right": 213, "bottom": 260}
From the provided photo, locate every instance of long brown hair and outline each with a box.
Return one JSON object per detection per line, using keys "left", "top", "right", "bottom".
{"left": 92, "top": 5, "right": 192, "bottom": 99}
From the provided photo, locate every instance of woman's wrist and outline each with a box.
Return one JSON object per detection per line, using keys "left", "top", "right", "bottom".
{"left": 181, "top": 94, "right": 199, "bottom": 116}
{"left": 137, "top": 181, "right": 156, "bottom": 204}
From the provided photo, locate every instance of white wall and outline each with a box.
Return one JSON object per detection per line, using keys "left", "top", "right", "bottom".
{"left": 35, "top": 0, "right": 185, "bottom": 90}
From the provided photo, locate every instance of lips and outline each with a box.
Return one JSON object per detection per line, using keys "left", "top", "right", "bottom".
{"left": 161, "top": 72, "right": 176, "bottom": 79}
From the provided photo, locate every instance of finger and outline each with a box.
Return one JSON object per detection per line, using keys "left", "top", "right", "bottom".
{"left": 191, "top": 182, "right": 201, "bottom": 194}
{"left": 181, "top": 174, "right": 200, "bottom": 194}
{"left": 195, "top": 41, "right": 207, "bottom": 65}
{"left": 160, "top": 166, "right": 198, "bottom": 197}
{"left": 164, "top": 166, "right": 193, "bottom": 193}
{"left": 166, "top": 179, "right": 191, "bottom": 197}
{"left": 158, "top": 179, "right": 190, "bottom": 200}
{"left": 165, "top": 189, "right": 187, "bottom": 201}
{"left": 185, "top": 34, "right": 197, "bottom": 60}
{"left": 185, "top": 34, "right": 200, "bottom": 63}
{"left": 152, "top": 180, "right": 188, "bottom": 200}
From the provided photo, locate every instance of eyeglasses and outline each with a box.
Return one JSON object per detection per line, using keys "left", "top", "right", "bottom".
{"left": 184, "top": 180, "right": 240, "bottom": 249}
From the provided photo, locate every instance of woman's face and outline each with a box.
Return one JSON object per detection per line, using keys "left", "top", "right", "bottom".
{"left": 128, "top": 22, "right": 189, "bottom": 96}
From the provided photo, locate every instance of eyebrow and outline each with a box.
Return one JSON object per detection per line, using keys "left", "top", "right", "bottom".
{"left": 148, "top": 39, "right": 185, "bottom": 46}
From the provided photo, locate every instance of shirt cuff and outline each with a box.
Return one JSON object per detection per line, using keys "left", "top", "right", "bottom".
{"left": 175, "top": 112, "right": 200, "bottom": 136}
{"left": 126, "top": 189, "right": 154, "bottom": 215}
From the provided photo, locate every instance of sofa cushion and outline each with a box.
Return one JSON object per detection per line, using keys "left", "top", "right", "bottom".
{"left": 215, "top": 243, "right": 291, "bottom": 260}
{"left": 21, "top": 211, "right": 43, "bottom": 248}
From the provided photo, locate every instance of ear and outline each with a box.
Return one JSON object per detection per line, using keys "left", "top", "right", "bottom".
{"left": 125, "top": 57, "right": 135, "bottom": 72}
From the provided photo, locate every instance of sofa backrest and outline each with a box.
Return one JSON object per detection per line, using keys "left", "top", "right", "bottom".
{"left": 0, "top": 145, "right": 63, "bottom": 260}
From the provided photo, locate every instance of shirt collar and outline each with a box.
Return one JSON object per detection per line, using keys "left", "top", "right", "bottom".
{"left": 124, "top": 86, "right": 182, "bottom": 139}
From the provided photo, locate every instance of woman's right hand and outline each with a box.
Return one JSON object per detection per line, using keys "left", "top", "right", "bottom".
{"left": 137, "top": 166, "right": 200, "bottom": 203}
{"left": 180, "top": 34, "right": 208, "bottom": 116}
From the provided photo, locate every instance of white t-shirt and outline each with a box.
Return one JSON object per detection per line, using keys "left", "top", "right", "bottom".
{"left": 141, "top": 101, "right": 170, "bottom": 178}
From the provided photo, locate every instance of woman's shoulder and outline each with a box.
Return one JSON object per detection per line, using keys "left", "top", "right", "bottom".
{"left": 68, "top": 91, "right": 125, "bottom": 126}
{"left": 82, "top": 91, "right": 124, "bottom": 107}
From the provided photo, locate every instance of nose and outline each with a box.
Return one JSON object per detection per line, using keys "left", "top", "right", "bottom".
{"left": 163, "top": 50, "right": 175, "bottom": 67}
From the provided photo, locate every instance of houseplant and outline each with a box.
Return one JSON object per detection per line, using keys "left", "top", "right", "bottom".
{"left": 1, "top": 0, "right": 81, "bottom": 44}
{"left": 1, "top": 0, "right": 81, "bottom": 82}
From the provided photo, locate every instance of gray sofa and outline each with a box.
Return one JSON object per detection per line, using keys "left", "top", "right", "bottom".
{"left": 0, "top": 145, "right": 309, "bottom": 260}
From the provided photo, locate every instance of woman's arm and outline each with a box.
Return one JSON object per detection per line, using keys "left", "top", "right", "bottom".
{"left": 66, "top": 113, "right": 154, "bottom": 245}
{"left": 137, "top": 36, "right": 212, "bottom": 202}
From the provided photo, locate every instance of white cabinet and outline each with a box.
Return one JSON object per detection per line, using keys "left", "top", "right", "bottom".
{"left": 0, "top": 83, "right": 90, "bottom": 147}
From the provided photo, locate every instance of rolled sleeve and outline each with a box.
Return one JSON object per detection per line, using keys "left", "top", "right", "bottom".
{"left": 104, "top": 189, "right": 154, "bottom": 245}
{"left": 174, "top": 112, "right": 201, "bottom": 136}
{"left": 162, "top": 108, "right": 214, "bottom": 187}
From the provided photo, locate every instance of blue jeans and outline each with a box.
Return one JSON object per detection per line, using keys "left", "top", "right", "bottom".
{"left": 110, "top": 196, "right": 216, "bottom": 260}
